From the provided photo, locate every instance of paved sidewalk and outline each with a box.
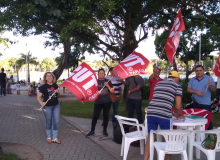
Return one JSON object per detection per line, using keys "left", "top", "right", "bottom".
{"left": 0, "top": 94, "right": 115, "bottom": 160}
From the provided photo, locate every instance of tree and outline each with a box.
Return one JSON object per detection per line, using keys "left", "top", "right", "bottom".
{"left": 16, "top": 52, "right": 38, "bottom": 82}
{"left": 41, "top": 58, "right": 55, "bottom": 72}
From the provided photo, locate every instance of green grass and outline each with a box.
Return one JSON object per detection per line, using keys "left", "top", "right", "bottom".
{"left": 0, "top": 153, "right": 25, "bottom": 160}
{"left": 60, "top": 99, "right": 149, "bottom": 119}
{"left": 60, "top": 100, "right": 220, "bottom": 127}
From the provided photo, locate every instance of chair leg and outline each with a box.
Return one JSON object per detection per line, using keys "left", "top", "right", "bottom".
{"left": 121, "top": 136, "right": 125, "bottom": 156}
{"left": 140, "top": 139, "right": 144, "bottom": 154}
{"left": 123, "top": 139, "right": 131, "bottom": 160}
{"left": 182, "top": 151, "right": 188, "bottom": 160}
{"left": 150, "top": 144, "right": 154, "bottom": 160}
{"left": 158, "top": 151, "right": 165, "bottom": 160}
{"left": 207, "top": 151, "right": 215, "bottom": 160}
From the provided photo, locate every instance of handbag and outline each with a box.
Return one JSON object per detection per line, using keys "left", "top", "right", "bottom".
{"left": 201, "top": 134, "right": 217, "bottom": 149}
{"left": 109, "top": 92, "right": 118, "bottom": 102}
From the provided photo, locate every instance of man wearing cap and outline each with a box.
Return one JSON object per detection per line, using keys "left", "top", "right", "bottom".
{"left": 144, "top": 71, "right": 185, "bottom": 160}
{"left": 187, "top": 65, "right": 216, "bottom": 130}
{"left": 0, "top": 68, "right": 7, "bottom": 96}
{"left": 148, "top": 66, "right": 163, "bottom": 100}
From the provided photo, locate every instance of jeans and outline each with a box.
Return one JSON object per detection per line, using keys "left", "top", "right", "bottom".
{"left": 0, "top": 83, "right": 6, "bottom": 95}
{"left": 42, "top": 104, "right": 60, "bottom": 140}
{"left": 193, "top": 101, "right": 213, "bottom": 130}
{"left": 112, "top": 102, "right": 119, "bottom": 123}
{"left": 127, "top": 98, "right": 143, "bottom": 124}
{"left": 91, "top": 102, "right": 111, "bottom": 132}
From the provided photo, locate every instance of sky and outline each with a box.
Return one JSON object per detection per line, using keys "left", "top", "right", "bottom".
{"left": 0, "top": 31, "right": 158, "bottom": 62}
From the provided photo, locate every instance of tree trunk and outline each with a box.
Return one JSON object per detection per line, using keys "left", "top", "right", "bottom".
{"left": 173, "top": 57, "right": 178, "bottom": 71}
{"left": 16, "top": 70, "right": 19, "bottom": 82}
{"left": 53, "top": 41, "right": 71, "bottom": 80}
{"left": 121, "top": 30, "right": 138, "bottom": 111}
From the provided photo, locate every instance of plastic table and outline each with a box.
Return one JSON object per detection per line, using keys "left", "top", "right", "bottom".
{"left": 172, "top": 116, "right": 207, "bottom": 159}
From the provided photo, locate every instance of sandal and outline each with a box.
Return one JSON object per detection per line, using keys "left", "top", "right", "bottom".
{"left": 47, "top": 139, "right": 52, "bottom": 144}
{"left": 52, "top": 139, "right": 61, "bottom": 144}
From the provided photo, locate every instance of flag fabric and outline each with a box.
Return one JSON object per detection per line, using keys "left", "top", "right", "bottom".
{"left": 213, "top": 54, "right": 220, "bottom": 77}
{"left": 165, "top": 8, "right": 185, "bottom": 64}
{"left": 113, "top": 51, "right": 153, "bottom": 79}
{"left": 60, "top": 62, "right": 98, "bottom": 103}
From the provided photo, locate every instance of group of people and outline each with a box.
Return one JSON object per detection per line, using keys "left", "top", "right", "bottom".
{"left": 34, "top": 64, "right": 217, "bottom": 160}
{"left": 144, "top": 64, "right": 216, "bottom": 160}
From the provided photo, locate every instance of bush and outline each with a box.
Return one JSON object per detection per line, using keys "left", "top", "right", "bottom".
{"left": 57, "top": 79, "right": 62, "bottom": 85}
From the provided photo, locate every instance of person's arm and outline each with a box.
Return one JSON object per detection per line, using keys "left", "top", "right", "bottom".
{"left": 187, "top": 87, "right": 205, "bottom": 96}
{"left": 208, "top": 79, "right": 216, "bottom": 92}
{"left": 175, "top": 96, "right": 185, "bottom": 120}
{"left": 56, "top": 88, "right": 60, "bottom": 98}
{"left": 129, "top": 86, "right": 140, "bottom": 95}
{"left": 148, "top": 74, "right": 154, "bottom": 84}
{"left": 37, "top": 92, "right": 46, "bottom": 107}
{"left": 5, "top": 74, "right": 7, "bottom": 84}
{"left": 104, "top": 82, "right": 115, "bottom": 93}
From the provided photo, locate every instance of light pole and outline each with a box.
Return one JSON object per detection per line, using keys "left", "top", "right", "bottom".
{"left": 26, "top": 44, "right": 28, "bottom": 84}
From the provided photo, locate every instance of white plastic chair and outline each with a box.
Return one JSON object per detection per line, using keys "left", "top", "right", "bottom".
{"left": 115, "top": 115, "right": 147, "bottom": 160}
{"left": 150, "top": 130, "right": 191, "bottom": 160}
{"left": 189, "top": 129, "right": 220, "bottom": 160}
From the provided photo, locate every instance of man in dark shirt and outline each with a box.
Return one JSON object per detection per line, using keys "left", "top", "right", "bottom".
{"left": 0, "top": 68, "right": 7, "bottom": 96}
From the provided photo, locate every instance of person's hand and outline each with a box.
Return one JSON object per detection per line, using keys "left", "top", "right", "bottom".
{"left": 56, "top": 88, "right": 60, "bottom": 94}
{"left": 195, "top": 91, "right": 205, "bottom": 96}
{"left": 104, "top": 82, "right": 110, "bottom": 88}
{"left": 172, "top": 112, "right": 178, "bottom": 118}
{"left": 98, "top": 91, "right": 101, "bottom": 95}
{"left": 208, "top": 80, "right": 212, "bottom": 87}
{"left": 128, "top": 91, "right": 131, "bottom": 95}
{"left": 117, "top": 79, "right": 123, "bottom": 82}
{"left": 40, "top": 102, "right": 46, "bottom": 107}
{"left": 178, "top": 114, "right": 185, "bottom": 121}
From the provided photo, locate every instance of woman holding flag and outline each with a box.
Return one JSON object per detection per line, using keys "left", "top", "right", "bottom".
{"left": 37, "top": 72, "right": 61, "bottom": 144}
{"left": 86, "top": 68, "right": 114, "bottom": 137}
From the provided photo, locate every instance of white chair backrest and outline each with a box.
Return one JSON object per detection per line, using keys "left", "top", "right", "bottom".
{"left": 155, "top": 130, "right": 191, "bottom": 152}
{"left": 115, "top": 115, "right": 139, "bottom": 136}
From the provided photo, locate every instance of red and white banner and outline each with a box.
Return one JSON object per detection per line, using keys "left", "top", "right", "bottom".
{"left": 213, "top": 53, "right": 220, "bottom": 77}
{"left": 60, "top": 62, "right": 98, "bottom": 103}
{"left": 113, "top": 51, "right": 153, "bottom": 79}
{"left": 165, "top": 9, "right": 185, "bottom": 64}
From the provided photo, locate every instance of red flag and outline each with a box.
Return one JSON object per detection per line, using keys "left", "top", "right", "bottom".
{"left": 165, "top": 9, "right": 185, "bottom": 64}
{"left": 213, "top": 54, "right": 220, "bottom": 77}
{"left": 113, "top": 51, "right": 153, "bottom": 79}
{"left": 60, "top": 62, "right": 98, "bottom": 103}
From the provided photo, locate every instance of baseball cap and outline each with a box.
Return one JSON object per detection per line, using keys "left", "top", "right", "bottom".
{"left": 168, "top": 71, "right": 180, "bottom": 78}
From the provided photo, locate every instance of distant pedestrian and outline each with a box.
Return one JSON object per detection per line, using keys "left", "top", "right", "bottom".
{"left": 62, "top": 79, "right": 66, "bottom": 93}
{"left": 16, "top": 81, "right": 21, "bottom": 95}
{"left": 38, "top": 78, "right": 42, "bottom": 86}
{"left": 37, "top": 72, "right": 61, "bottom": 144}
{"left": 0, "top": 68, "right": 7, "bottom": 96}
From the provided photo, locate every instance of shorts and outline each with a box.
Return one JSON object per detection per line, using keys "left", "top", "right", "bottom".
{"left": 147, "top": 116, "right": 172, "bottom": 133}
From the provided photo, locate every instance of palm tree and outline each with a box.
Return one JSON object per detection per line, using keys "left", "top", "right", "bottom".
{"left": 16, "top": 51, "right": 38, "bottom": 82}
{"left": 0, "top": 30, "right": 9, "bottom": 49}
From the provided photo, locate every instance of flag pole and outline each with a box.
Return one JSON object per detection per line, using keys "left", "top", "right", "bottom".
{"left": 156, "top": 47, "right": 165, "bottom": 67}
{"left": 39, "top": 88, "right": 59, "bottom": 110}
{"left": 99, "top": 76, "right": 113, "bottom": 93}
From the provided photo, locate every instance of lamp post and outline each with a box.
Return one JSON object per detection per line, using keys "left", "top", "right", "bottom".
{"left": 26, "top": 44, "right": 28, "bottom": 84}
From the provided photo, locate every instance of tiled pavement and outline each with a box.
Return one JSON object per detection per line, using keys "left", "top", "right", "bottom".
{"left": 0, "top": 94, "right": 115, "bottom": 160}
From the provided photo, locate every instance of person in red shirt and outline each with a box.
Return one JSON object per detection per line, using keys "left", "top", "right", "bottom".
{"left": 148, "top": 66, "right": 163, "bottom": 100}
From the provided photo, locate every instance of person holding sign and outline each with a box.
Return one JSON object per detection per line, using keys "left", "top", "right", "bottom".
{"left": 187, "top": 65, "right": 216, "bottom": 130}
{"left": 86, "top": 68, "right": 114, "bottom": 137}
{"left": 37, "top": 72, "right": 61, "bottom": 144}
